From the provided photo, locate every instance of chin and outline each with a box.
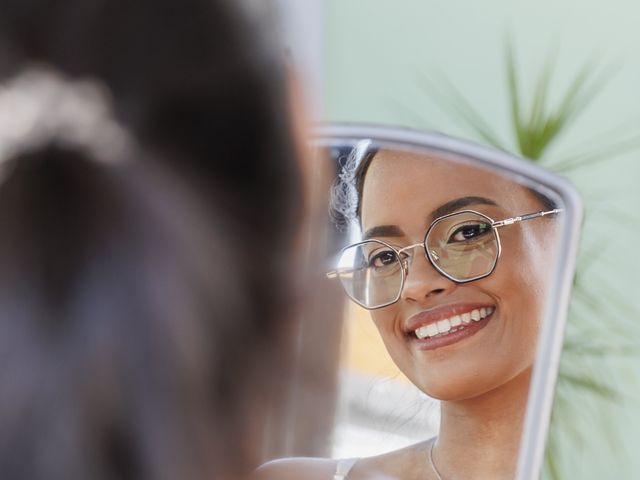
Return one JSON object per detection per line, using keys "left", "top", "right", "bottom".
{"left": 422, "top": 381, "right": 486, "bottom": 402}
{"left": 418, "top": 371, "right": 522, "bottom": 402}
{"left": 424, "top": 366, "right": 531, "bottom": 402}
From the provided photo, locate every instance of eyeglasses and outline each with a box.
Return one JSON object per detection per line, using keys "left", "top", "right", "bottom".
{"left": 327, "top": 208, "right": 560, "bottom": 310}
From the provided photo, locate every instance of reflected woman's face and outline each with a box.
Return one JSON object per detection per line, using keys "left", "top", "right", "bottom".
{"left": 360, "top": 150, "right": 557, "bottom": 401}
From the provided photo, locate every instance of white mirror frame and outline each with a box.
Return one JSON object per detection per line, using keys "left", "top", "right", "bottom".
{"left": 315, "top": 122, "right": 583, "bottom": 480}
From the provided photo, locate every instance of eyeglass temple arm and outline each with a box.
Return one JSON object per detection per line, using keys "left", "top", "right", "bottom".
{"left": 492, "top": 208, "right": 562, "bottom": 229}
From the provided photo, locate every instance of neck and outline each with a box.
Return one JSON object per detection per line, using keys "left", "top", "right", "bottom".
{"left": 433, "top": 367, "right": 532, "bottom": 480}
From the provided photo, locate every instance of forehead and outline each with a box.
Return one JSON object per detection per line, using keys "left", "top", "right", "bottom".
{"left": 361, "top": 149, "right": 537, "bottom": 232}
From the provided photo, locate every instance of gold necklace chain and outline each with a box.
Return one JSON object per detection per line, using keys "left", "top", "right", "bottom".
{"left": 428, "top": 439, "right": 444, "bottom": 480}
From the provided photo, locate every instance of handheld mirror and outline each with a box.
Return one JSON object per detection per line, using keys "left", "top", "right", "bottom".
{"left": 312, "top": 123, "right": 582, "bottom": 480}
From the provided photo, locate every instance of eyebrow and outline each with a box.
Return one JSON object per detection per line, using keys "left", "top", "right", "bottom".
{"left": 431, "top": 196, "right": 498, "bottom": 220}
{"left": 362, "top": 196, "right": 499, "bottom": 240}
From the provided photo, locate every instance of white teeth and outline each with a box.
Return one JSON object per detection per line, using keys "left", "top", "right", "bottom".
{"left": 416, "top": 325, "right": 429, "bottom": 339}
{"left": 437, "top": 319, "right": 451, "bottom": 334}
{"left": 413, "top": 307, "right": 495, "bottom": 339}
{"left": 426, "top": 323, "right": 439, "bottom": 337}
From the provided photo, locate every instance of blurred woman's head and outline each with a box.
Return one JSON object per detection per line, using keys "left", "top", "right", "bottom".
{"left": 0, "top": 0, "right": 304, "bottom": 478}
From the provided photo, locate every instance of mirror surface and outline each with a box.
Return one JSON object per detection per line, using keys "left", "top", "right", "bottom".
{"left": 299, "top": 125, "right": 579, "bottom": 480}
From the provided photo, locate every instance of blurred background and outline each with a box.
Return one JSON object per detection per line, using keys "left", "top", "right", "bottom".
{"left": 324, "top": 1, "right": 640, "bottom": 479}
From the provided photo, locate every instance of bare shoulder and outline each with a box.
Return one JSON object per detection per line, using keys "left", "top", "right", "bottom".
{"left": 349, "top": 439, "right": 434, "bottom": 480}
{"left": 254, "top": 457, "right": 338, "bottom": 480}
{"left": 254, "top": 439, "right": 434, "bottom": 480}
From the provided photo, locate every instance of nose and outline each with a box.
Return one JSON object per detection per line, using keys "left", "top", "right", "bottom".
{"left": 400, "top": 248, "right": 457, "bottom": 303}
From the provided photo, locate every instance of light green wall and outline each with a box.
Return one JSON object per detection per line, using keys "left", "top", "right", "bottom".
{"left": 326, "top": 0, "right": 640, "bottom": 136}
{"left": 326, "top": 2, "right": 640, "bottom": 478}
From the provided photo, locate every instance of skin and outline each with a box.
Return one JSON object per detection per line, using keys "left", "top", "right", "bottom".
{"left": 257, "top": 149, "right": 559, "bottom": 480}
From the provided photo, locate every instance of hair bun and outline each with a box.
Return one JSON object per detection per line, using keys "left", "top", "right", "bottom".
{"left": 0, "top": 65, "right": 130, "bottom": 182}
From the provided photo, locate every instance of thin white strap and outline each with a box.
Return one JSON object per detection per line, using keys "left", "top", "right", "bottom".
{"left": 333, "top": 458, "right": 358, "bottom": 480}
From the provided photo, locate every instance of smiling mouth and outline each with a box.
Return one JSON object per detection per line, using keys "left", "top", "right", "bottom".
{"left": 412, "top": 307, "right": 495, "bottom": 340}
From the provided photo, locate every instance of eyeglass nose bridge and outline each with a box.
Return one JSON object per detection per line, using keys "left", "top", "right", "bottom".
{"left": 395, "top": 241, "right": 437, "bottom": 278}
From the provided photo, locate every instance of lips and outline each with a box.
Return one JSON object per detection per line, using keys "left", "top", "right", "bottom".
{"left": 405, "top": 304, "right": 496, "bottom": 350}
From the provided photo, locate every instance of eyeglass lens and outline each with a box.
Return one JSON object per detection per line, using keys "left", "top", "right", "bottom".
{"left": 336, "top": 239, "right": 404, "bottom": 308}
{"left": 426, "top": 211, "right": 499, "bottom": 282}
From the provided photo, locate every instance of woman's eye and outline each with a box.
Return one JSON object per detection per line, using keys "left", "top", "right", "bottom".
{"left": 448, "top": 222, "right": 491, "bottom": 243}
{"left": 368, "top": 250, "right": 397, "bottom": 268}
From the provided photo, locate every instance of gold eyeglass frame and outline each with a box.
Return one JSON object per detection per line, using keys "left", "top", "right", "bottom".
{"left": 327, "top": 208, "right": 561, "bottom": 310}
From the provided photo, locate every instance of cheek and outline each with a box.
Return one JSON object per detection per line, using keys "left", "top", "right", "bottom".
{"left": 494, "top": 232, "right": 548, "bottom": 352}
{"left": 516, "top": 226, "right": 553, "bottom": 304}
{"left": 370, "top": 309, "right": 396, "bottom": 343}
{"left": 370, "top": 308, "right": 408, "bottom": 365}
